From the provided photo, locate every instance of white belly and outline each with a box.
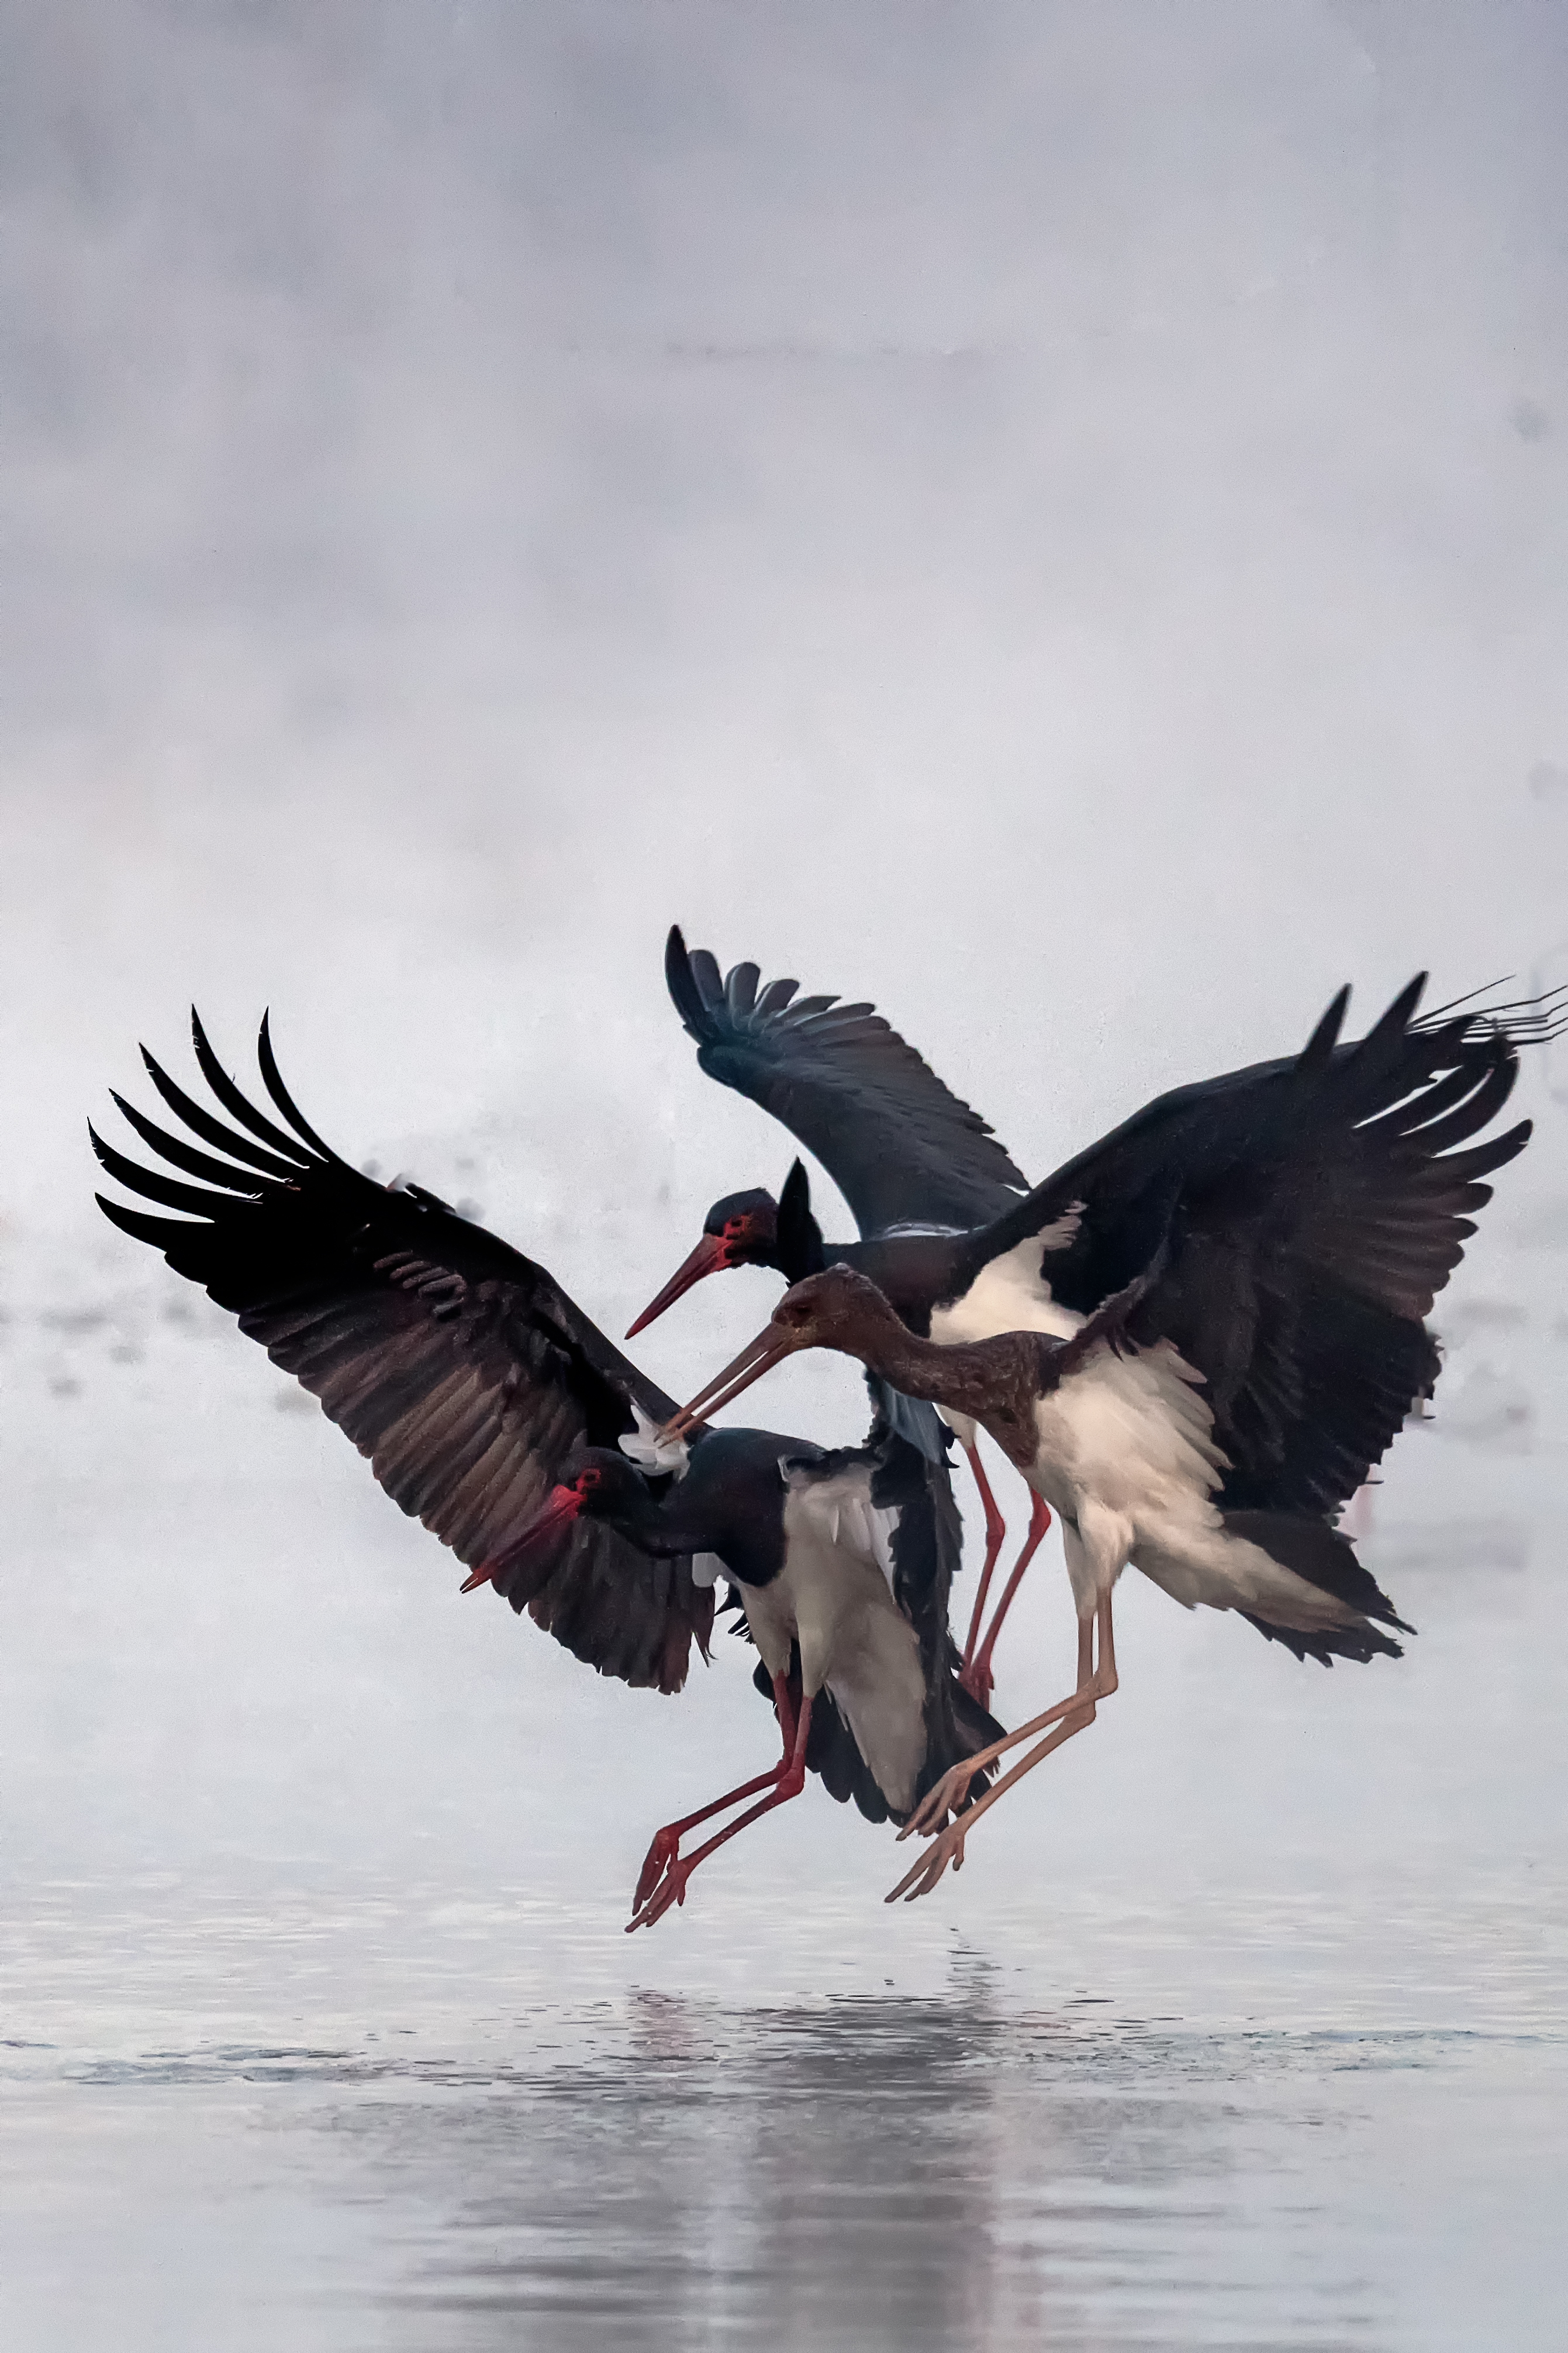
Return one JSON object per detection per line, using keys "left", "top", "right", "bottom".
{"left": 929, "top": 1236, "right": 1082, "bottom": 1350}
{"left": 737, "top": 1492, "right": 929, "bottom": 1813}
{"left": 1034, "top": 1345, "right": 1376, "bottom": 1638}
{"left": 1031, "top": 1342, "right": 1225, "bottom": 1521}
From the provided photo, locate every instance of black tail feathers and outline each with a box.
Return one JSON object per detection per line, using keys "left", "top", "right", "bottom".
{"left": 1223, "top": 1507, "right": 1414, "bottom": 1667}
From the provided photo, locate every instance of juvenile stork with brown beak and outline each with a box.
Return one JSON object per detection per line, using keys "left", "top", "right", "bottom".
{"left": 665, "top": 974, "right": 1553, "bottom": 1900}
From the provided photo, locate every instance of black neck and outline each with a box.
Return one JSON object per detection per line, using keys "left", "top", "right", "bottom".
{"left": 604, "top": 1484, "right": 705, "bottom": 1560}
{"left": 837, "top": 1232, "right": 968, "bottom": 1333}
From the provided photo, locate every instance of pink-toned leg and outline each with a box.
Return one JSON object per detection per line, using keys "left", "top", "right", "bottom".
{"left": 914, "top": 1614, "right": 1097, "bottom": 1834}
{"left": 889, "top": 1600, "right": 1116, "bottom": 1902}
{"left": 628, "top": 1694, "right": 815, "bottom": 1932}
{"left": 959, "top": 1443, "right": 1009, "bottom": 1673}
{"left": 632, "top": 1672, "right": 797, "bottom": 1910}
{"left": 961, "top": 1492, "right": 1053, "bottom": 1709}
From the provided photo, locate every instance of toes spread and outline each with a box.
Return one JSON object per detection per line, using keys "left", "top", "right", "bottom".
{"left": 885, "top": 1823, "right": 966, "bottom": 1904}
{"left": 634, "top": 1827, "right": 679, "bottom": 1910}
{"left": 627, "top": 1858, "right": 690, "bottom": 1932}
{"left": 899, "top": 1768, "right": 971, "bottom": 1841}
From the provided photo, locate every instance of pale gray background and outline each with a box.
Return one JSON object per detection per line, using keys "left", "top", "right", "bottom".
{"left": 3, "top": 7, "right": 1566, "bottom": 2348}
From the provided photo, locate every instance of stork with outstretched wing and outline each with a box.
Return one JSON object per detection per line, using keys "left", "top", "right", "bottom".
{"left": 92, "top": 1017, "right": 999, "bottom": 1923}
{"left": 628, "top": 926, "right": 1045, "bottom": 1707}
{"left": 664, "top": 974, "right": 1558, "bottom": 1900}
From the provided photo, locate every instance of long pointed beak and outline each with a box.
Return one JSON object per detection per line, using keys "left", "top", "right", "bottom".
{"left": 462, "top": 1485, "right": 581, "bottom": 1592}
{"left": 626, "top": 1232, "right": 733, "bottom": 1339}
{"left": 662, "top": 1322, "right": 799, "bottom": 1440}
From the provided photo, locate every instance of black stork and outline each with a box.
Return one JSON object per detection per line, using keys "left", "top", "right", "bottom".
{"left": 90, "top": 1016, "right": 999, "bottom": 1926}
{"left": 664, "top": 974, "right": 1557, "bottom": 1901}
{"left": 469, "top": 1407, "right": 1001, "bottom": 1927}
{"left": 628, "top": 926, "right": 1048, "bottom": 1709}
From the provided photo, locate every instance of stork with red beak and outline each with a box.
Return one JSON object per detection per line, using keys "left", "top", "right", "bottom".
{"left": 630, "top": 927, "right": 1049, "bottom": 1710}
{"left": 663, "top": 974, "right": 1555, "bottom": 1900}
{"left": 91, "top": 1012, "right": 999, "bottom": 1926}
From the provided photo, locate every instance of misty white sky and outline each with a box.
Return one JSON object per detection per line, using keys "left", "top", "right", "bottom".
{"left": 2, "top": 5, "right": 1565, "bottom": 1898}
{"left": 4, "top": 1, "right": 1566, "bottom": 1239}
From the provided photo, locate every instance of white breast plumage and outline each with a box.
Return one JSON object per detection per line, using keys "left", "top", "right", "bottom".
{"left": 779, "top": 1461, "right": 902, "bottom": 1596}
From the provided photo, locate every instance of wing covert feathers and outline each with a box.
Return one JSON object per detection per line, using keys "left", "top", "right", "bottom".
{"left": 94, "top": 1015, "right": 712, "bottom": 1693}
{"left": 666, "top": 924, "right": 1028, "bottom": 1235}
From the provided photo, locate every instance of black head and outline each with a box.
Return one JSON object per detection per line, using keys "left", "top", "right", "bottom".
{"left": 460, "top": 1446, "right": 657, "bottom": 1593}
{"left": 551, "top": 1446, "right": 652, "bottom": 1525}
{"left": 627, "top": 1161, "right": 823, "bottom": 1337}
{"left": 665, "top": 1265, "right": 909, "bottom": 1437}
{"left": 704, "top": 1164, "right": 824, "bottom": 1277}
{"left": 770, "top": 1265, "right": 902, "bottom": 1353}
{"left": 700, "top": 1186, "right": 781, "bottom": 1261}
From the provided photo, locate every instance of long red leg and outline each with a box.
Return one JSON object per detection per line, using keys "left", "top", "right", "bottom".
{"left": 961, "top": 1493, "right": 1053, "bottom": 1709}
{"left": 627, "top": 1696, "right": 814, "bottom": 1932}
{"left": 959, "top": 1442, "right": 1009, "bottom": 1669}
{"left": 631, "top": 1672, "right": 797, "bottom": 1910}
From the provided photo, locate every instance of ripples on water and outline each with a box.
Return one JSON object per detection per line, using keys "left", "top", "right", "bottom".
{"left": 4, "top": 1868, "right": 1565, "bottom": 2352}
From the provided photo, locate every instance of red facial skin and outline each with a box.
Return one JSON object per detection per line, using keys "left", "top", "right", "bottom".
{"left": 624, "top": 1215, "right": 760, "bottom": 1339}
{"left": 461, "top": 1470, "right": 600, "bottom": 1592}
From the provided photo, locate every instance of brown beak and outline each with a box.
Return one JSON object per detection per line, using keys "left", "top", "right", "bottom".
{"left": 626, "top": 1232, "right": 733, "bottom": 1339}
{"left": 661, "top": 1321, "right": 802, "bottom": 1440}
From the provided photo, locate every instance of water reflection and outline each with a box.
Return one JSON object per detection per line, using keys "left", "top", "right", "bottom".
{"left": 340, "top": 1986, "right": 1405, "bottom": 2351}
{"left": 5, "top": 1899, "right": 1565, "bottom": 2351}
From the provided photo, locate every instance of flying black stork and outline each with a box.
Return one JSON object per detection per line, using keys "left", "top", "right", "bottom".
{"left": 471, "top": 1405, "right": 1001, "bottom": 1927}
{"left": 628, "top": 926, "right": 1047, "bottom": 1709}
{"left": 664, "top": 974, "right": 1559, "bottom": 1901}
{"left": 90, "top": 1015, "right": 999, "bottom": 1927}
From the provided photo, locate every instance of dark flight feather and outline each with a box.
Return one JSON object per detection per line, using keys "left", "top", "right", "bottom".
{"left": 665, "top": 924, "right": 1029, "bottom": 1236}
{"left": 967, "top": 979, "right": 1556, "bottom": 1517}
{"left": 94, "top": 1019, "right": 713, "bottom": 1694}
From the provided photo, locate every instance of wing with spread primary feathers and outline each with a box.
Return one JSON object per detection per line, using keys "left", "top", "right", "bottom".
{"left": 976, "top": 979, "right": 1558, "bottom": 1515}
{"left": 92, "top": 1014, "right": 712, "bottom": 1692}
{"left": 666, "top": 925, "right": 1028, "bottom": 1236}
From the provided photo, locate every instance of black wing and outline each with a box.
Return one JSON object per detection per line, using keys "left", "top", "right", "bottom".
{"left": 92, "top": 1014, "right": 713, "bottom": 1693}
{"left": 976, "top": 979, "right": 1559, "bottom": 1516}
{"left": 666, "top": 926, "right": 1028, "bottom": 1236}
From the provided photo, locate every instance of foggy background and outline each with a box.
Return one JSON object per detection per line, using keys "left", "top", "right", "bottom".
{"left": 6, "top": 10, "right": 1568, "bottom": 2347}
{"left": 4, "top": 0, "right": 1566, "bottom": 1959}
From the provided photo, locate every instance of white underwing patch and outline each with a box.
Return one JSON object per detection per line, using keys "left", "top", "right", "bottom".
{"left": 619, "top": 1400, "right": 691, "bottom": 1479}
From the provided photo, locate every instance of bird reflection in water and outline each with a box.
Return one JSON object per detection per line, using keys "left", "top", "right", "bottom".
{"left": 370, "top": 1978, "right": 1332, "bottom": 2353}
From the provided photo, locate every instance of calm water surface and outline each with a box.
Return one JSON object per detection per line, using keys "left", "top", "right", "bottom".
{"left": 4, "top": 1865, "right": 1564, "bottom": 2352}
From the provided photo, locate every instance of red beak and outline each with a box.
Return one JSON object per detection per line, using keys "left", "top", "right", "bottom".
{"left": 462, "top": 1483, "right": 582, "bottom": 1592}
{"left": 661, "top": 1320, "right": 802, "bottom": 1440}
{"left": 626, "top": 1232, "right": 734, "bottom": 1338}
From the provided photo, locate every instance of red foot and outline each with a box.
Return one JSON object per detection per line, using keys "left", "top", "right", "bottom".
{"left": 627, "top": 1854, "right": 695, "bottom": 1932}
{"left": 634, "top": 1826, "right": 680, "bottom": 1911}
